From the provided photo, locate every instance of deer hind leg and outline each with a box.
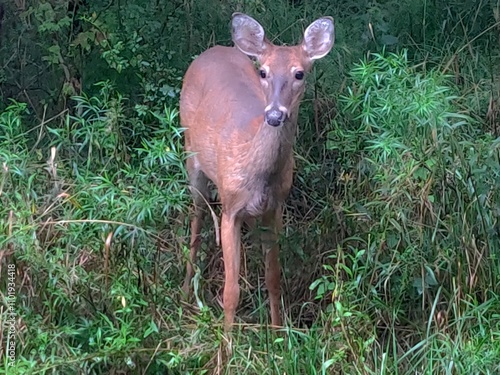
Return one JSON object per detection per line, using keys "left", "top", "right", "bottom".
{"left": 262, "top": 207, "right": 282, "bottom": 327}
{"left": 221, "top": 210, "right": 242, "bottom": 331}
{"left": 182, "top": 164, "right": 210, "bottom": 296}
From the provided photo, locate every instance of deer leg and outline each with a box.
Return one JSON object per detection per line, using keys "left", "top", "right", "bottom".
{"left": 221, "top": 211, "right": 242, "bottom": 331}
{"left": 262, "top": 207, "right": 282, "bottom": 327}
{"left": 182, "top": 205, "right": 204, "bottom": 295}
{"left": 182, "top": 167, "right": 209, "bottom": 296}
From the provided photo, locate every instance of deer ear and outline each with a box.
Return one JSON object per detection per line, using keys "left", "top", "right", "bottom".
{"left": 231, "top": 13, "right": 268, "bottom": 57}
{"left": 302, "top": 17, "right": 335, "bottom": 61}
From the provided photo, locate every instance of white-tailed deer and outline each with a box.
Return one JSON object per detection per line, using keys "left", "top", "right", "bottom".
{"left": 180, "top": 13, "right": 334, "bottom": 330}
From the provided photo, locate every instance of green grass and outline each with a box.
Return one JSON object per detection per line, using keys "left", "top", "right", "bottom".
{"left": 1, "top": 0, "right": 500, "bottom": 374}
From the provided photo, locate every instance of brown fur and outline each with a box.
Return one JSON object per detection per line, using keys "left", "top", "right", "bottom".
{"left": 180, "top": 13, "right": 334, "bottom": 330}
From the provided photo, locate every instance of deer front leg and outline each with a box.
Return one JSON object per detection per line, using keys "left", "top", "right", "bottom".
{"left": 221, "top": 211, "right": 242, "bottom": 331}
{"left": 262, "top": 207, "right": 282, "bottom": 327}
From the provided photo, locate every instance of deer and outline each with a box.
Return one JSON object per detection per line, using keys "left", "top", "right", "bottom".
{"left": 180, "top": 12, "right": 334, "bottom": 331}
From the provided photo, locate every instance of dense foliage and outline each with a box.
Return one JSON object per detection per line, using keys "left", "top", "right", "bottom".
{"left": 1, "top": 0, "right": 500, "bottom": 373}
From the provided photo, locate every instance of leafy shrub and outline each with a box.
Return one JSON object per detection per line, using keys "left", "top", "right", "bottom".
{"left": 314, "top": 50, "right": 500, "bottom": 372}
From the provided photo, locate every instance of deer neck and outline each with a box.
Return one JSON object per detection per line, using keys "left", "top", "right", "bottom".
{"left": 250, "top": 116, "right": 297, "bottom": 176}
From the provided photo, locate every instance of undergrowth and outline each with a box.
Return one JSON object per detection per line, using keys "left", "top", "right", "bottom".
{"left": 1, "top": 0, "right": 500, "bottom": 374}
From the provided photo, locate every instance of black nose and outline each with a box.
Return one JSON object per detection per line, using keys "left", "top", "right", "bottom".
{"left": 265, "top": 109, "right": 285, "bottom": 127}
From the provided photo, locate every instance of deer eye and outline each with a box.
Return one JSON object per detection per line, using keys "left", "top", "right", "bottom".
{"left": 259, "top": 69, "right": 267, "bottom": 79}
{"left": 295, "top": 71, "right": 304, "bottom": 80}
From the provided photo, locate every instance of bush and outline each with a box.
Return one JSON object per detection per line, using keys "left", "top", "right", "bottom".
{"left": 315, "top": 50, "right": 500, "bottom": 373}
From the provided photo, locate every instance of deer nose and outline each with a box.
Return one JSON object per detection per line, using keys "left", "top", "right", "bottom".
{"left": 265, "top": 108, "right": 286, "bottom": 127}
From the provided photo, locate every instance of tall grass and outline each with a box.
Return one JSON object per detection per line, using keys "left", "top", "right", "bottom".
{"left": 321, "top": 50, "right": 500, "bottom": 373}
{"left": 1, "top": 0, "right": 500, "bottom": 374}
